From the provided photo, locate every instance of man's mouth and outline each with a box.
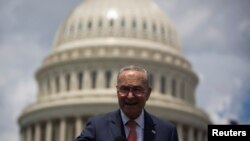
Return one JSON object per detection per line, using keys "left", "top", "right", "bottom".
{"left": 125, "top": 101, "right": 138, "bottom": 106}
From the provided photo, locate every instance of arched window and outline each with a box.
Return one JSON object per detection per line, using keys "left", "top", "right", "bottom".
{"left": 152, "top": 23, "right": 156, "bottom": 33}
{"left": 160, "top": 75, "right": 166, "bottom": 94}
{"left": 143, "top": 21, "right": 147, "bottom": 30}
{"left": 182, "top": 125, "right": 188, "bottom": 141}
{"left": 66, "top": 118, "right": 76, "bottom": 141}
{"left": 78, "top": 22, "right": 83, "bottom": 32}
{"left": 132, "top": 19, "right": 136, "bottom": 29}
{"left": 194, "top": 128, "right": 198, "bottom": 141}
{"left": 21, "top": 128, "right": 27, "bottom": 141}
{"left": 109, "top": 19, "right": 114, "bottom": 27}
{"left": 161, "top": 26, "right": 165, "bottom": 34}
{"left": 180, "top": 80, "right": 185, "bottom": 99}
{"left": 55, "top": 76, "right": 60, "bottom": 93}
{"left": 70, "top": 24, "right": 74, "bottom": 33}
{"left": 40, "top": 122, "right": 46, "bottom": 141}
{"left": 121, "top": 18, "right": 125, "bottom": 28}
{"left": 52, "top": 120, "right": 60, "bottom": 141}
{"left": 88, "top": 20, "right": 92, "bottom": 30}
{"left": 171, "top": 78, "right": 176, "bottom": 96}
{"left": 168, "top": 29, "right": 172, "bottom": 45}
{"left": 78, "top": 72, "right": 83, "bottom": 90}
{"left": 47, "top": 77, "right": 51, "bottom": 94}
{"left": 66, "top": 73, "right": 71, "bottom": 91}
{"left": 31, "top": 125, "right": 35, "bottom": 141}
{"left": 161, "top": 25, "right": 165, "bottom": 41}
{"left": 91, "top": 71, "right": 97, "bottom": 89}
{"left": 98, "top": 19, "right": 102, "bottom": 28}
{"left": 105, "top": 70, "right": 112, "bottom": 88}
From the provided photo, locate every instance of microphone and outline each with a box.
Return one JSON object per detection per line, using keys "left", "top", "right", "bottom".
{"left": 114, "top": 136, "right": 127, "bottom": 141}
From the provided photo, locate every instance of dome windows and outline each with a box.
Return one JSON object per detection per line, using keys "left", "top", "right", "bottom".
{"left": 78, "top": 72, "right": 83, "bottom": 90}
{"left": 70, "top": 24, "right": 74, "bottom": 33}
{"left": 160, "top": 75, "right": 166, "bottom": 94}
{"left": 171, "top": 78, "right": 176, "bottom": 97}
{"left": 105, "top": 70, "right": 112, "bottom": 88}
{"left": 152, "top": 22, "right": 157, "bottom": 33}
{"left": 39, "top": 67, "right": 192, "bottom": 102}
{"left": 121, "top": 18, "right": 125, "bottom": 28}
{"left": 87, "top": 20, "right": 92, "bottom": 30}
{"left": 132, "top": 19, "right": 136, "bottom": 29}
{"left": 66, "top": 73, "right": 71, "bottom": 91}
{"left": 143, "top": 21, "right": 147, "bottom": 30}
{"left": 60, "top": 17, "right": 175, "bottom": 48}
{"left": 161, "top": 26, "right": 165, "bottom": 34}
{"left": 78, "top": 22, "right": 83, "bottom": 32}
{"left": 98, "top": 18, "right": 103, "bottom": 28}
{"left": 47, "top": 77, "right": 51, "bottom": 94}
{"left": 55, "top": 76, "right": 60, "bottom": 93}
{"left": 91, "top": 71, "right": 97, "bottom": 89}
{"left": 109, "top": 19, "right": 114, "bottom": 27}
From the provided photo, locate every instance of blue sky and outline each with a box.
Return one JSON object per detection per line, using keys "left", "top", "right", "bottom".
{"left": 1, "top": 0, "right": 250, "bottom": 140}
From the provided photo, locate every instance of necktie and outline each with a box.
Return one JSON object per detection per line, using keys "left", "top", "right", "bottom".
{"left": 127, "top": 120, "right": 137, "bottom": 141}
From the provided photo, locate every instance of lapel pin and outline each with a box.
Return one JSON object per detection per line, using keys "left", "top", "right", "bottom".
{"left": 152, "top": 130, "right": 156, "bottom": 134}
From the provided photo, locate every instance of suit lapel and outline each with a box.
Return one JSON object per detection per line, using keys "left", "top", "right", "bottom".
{"left": 144, "top": 111, "right": 156, "bottom": 141}
{"left": 108, "top": 110, "right": 156, "bottom": 141}
{"left": 108, "top": 110, "right": 126, "bottom": 139}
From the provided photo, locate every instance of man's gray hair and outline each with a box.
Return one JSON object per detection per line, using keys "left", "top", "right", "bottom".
{"left": 117, "top": 65, "right": 150, "bottom": 86}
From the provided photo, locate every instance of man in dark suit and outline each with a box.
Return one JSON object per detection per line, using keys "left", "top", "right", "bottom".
{"left": 75, "top": 65, "right": 179, "bottom": 141}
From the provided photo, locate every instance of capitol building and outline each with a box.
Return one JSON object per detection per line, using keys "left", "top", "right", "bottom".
{"left": 18, "top": 0, "right": 211, "bottom": 141}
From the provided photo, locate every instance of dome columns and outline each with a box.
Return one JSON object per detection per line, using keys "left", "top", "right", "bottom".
{"left": 75, "top": 116, "right": 84, "bottom": 137}
{"left": 176, "top": 123, "right": 183, "bottom": 141}
{"left": 26, "top": 126, "right": 32, "bottom": 141}
{"left": 97, "top": 69, "right": 105, "bottom": 89}
{"left": 35, "top": 59, "right": 197, "bottom": 104}
{"left": 187, "top": 126, "right": 194, "bottom": 141}
{"left": 45, "top": 120, "right": 52, "bottom": 141}
{"left": 19, "top": 104, "right": 208, "bottom": 141}
{"left": 83, "top": 70, "right": 91, "bottom": 89}
{"left": 59, "top": 118, "right": 66, "bottom": 141}
{"left": 35, "top": 123, "right": 41, "bottom": 141}
{"left": 19, "top": 116, "right": 88, "bottom": 141}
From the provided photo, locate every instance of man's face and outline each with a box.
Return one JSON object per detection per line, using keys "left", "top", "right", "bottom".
{"left": 116, "top": 70, "right": 151, "bottom": 119}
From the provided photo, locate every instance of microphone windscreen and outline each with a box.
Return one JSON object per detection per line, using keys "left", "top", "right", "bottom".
{"left": 114, "top": 136, "right": 127, "bottom": 141}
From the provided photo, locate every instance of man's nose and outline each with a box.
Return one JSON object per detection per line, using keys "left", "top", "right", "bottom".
{"left": 127, "top": 91, "right": 134, "bottom": 98}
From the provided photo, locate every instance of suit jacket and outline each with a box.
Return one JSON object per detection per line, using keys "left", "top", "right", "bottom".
{"left": 74, "top": 110, "right": 179, "bottom": 141}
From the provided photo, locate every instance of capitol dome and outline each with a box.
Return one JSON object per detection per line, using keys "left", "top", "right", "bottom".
{"left": 53, "top": 0, "right": 181, "bottom": 52}
{"left": 18, "top": 0, "right": 211, "bottom": 141}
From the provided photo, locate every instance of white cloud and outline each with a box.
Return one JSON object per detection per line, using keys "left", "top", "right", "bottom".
{"left": 203, "top": 27, "right": 224, "bottom": 44}
{"left": 239, "top": 19, "right": 250, "bottom": 35}
{"left": 192, "top": 52, "right": 250, "bottom": 124}
{"left": 233, "top": 78, "right": 243, "bottom": 89}
{"left": 177, "top": 8, "right": 212, "bottom": 37}
{"left": 155, "top": 0, "right": 180, "bottom": 12}
{"left": 0, "top": 76, "right": 36, "bottom": 141}
{"left": 0, "top": 34, "right": 47, "bottom": 140}
{"left": 0, "top": 0, "right": 23, "bottom": 28}
{"left": 0, "top": 132, "right": 19, "bottom": 141}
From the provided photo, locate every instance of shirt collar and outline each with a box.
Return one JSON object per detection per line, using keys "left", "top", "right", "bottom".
{"left": 120, "top": 109, "right": 144, "bottom": 129}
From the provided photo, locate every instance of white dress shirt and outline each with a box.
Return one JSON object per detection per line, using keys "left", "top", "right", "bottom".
{"left": 120, "top": 109, "right": 144, "bottom": 141}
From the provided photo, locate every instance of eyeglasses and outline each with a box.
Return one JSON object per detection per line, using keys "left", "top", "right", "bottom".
{"left": 117, "top": 85, "right": 146, "bottom": 96}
